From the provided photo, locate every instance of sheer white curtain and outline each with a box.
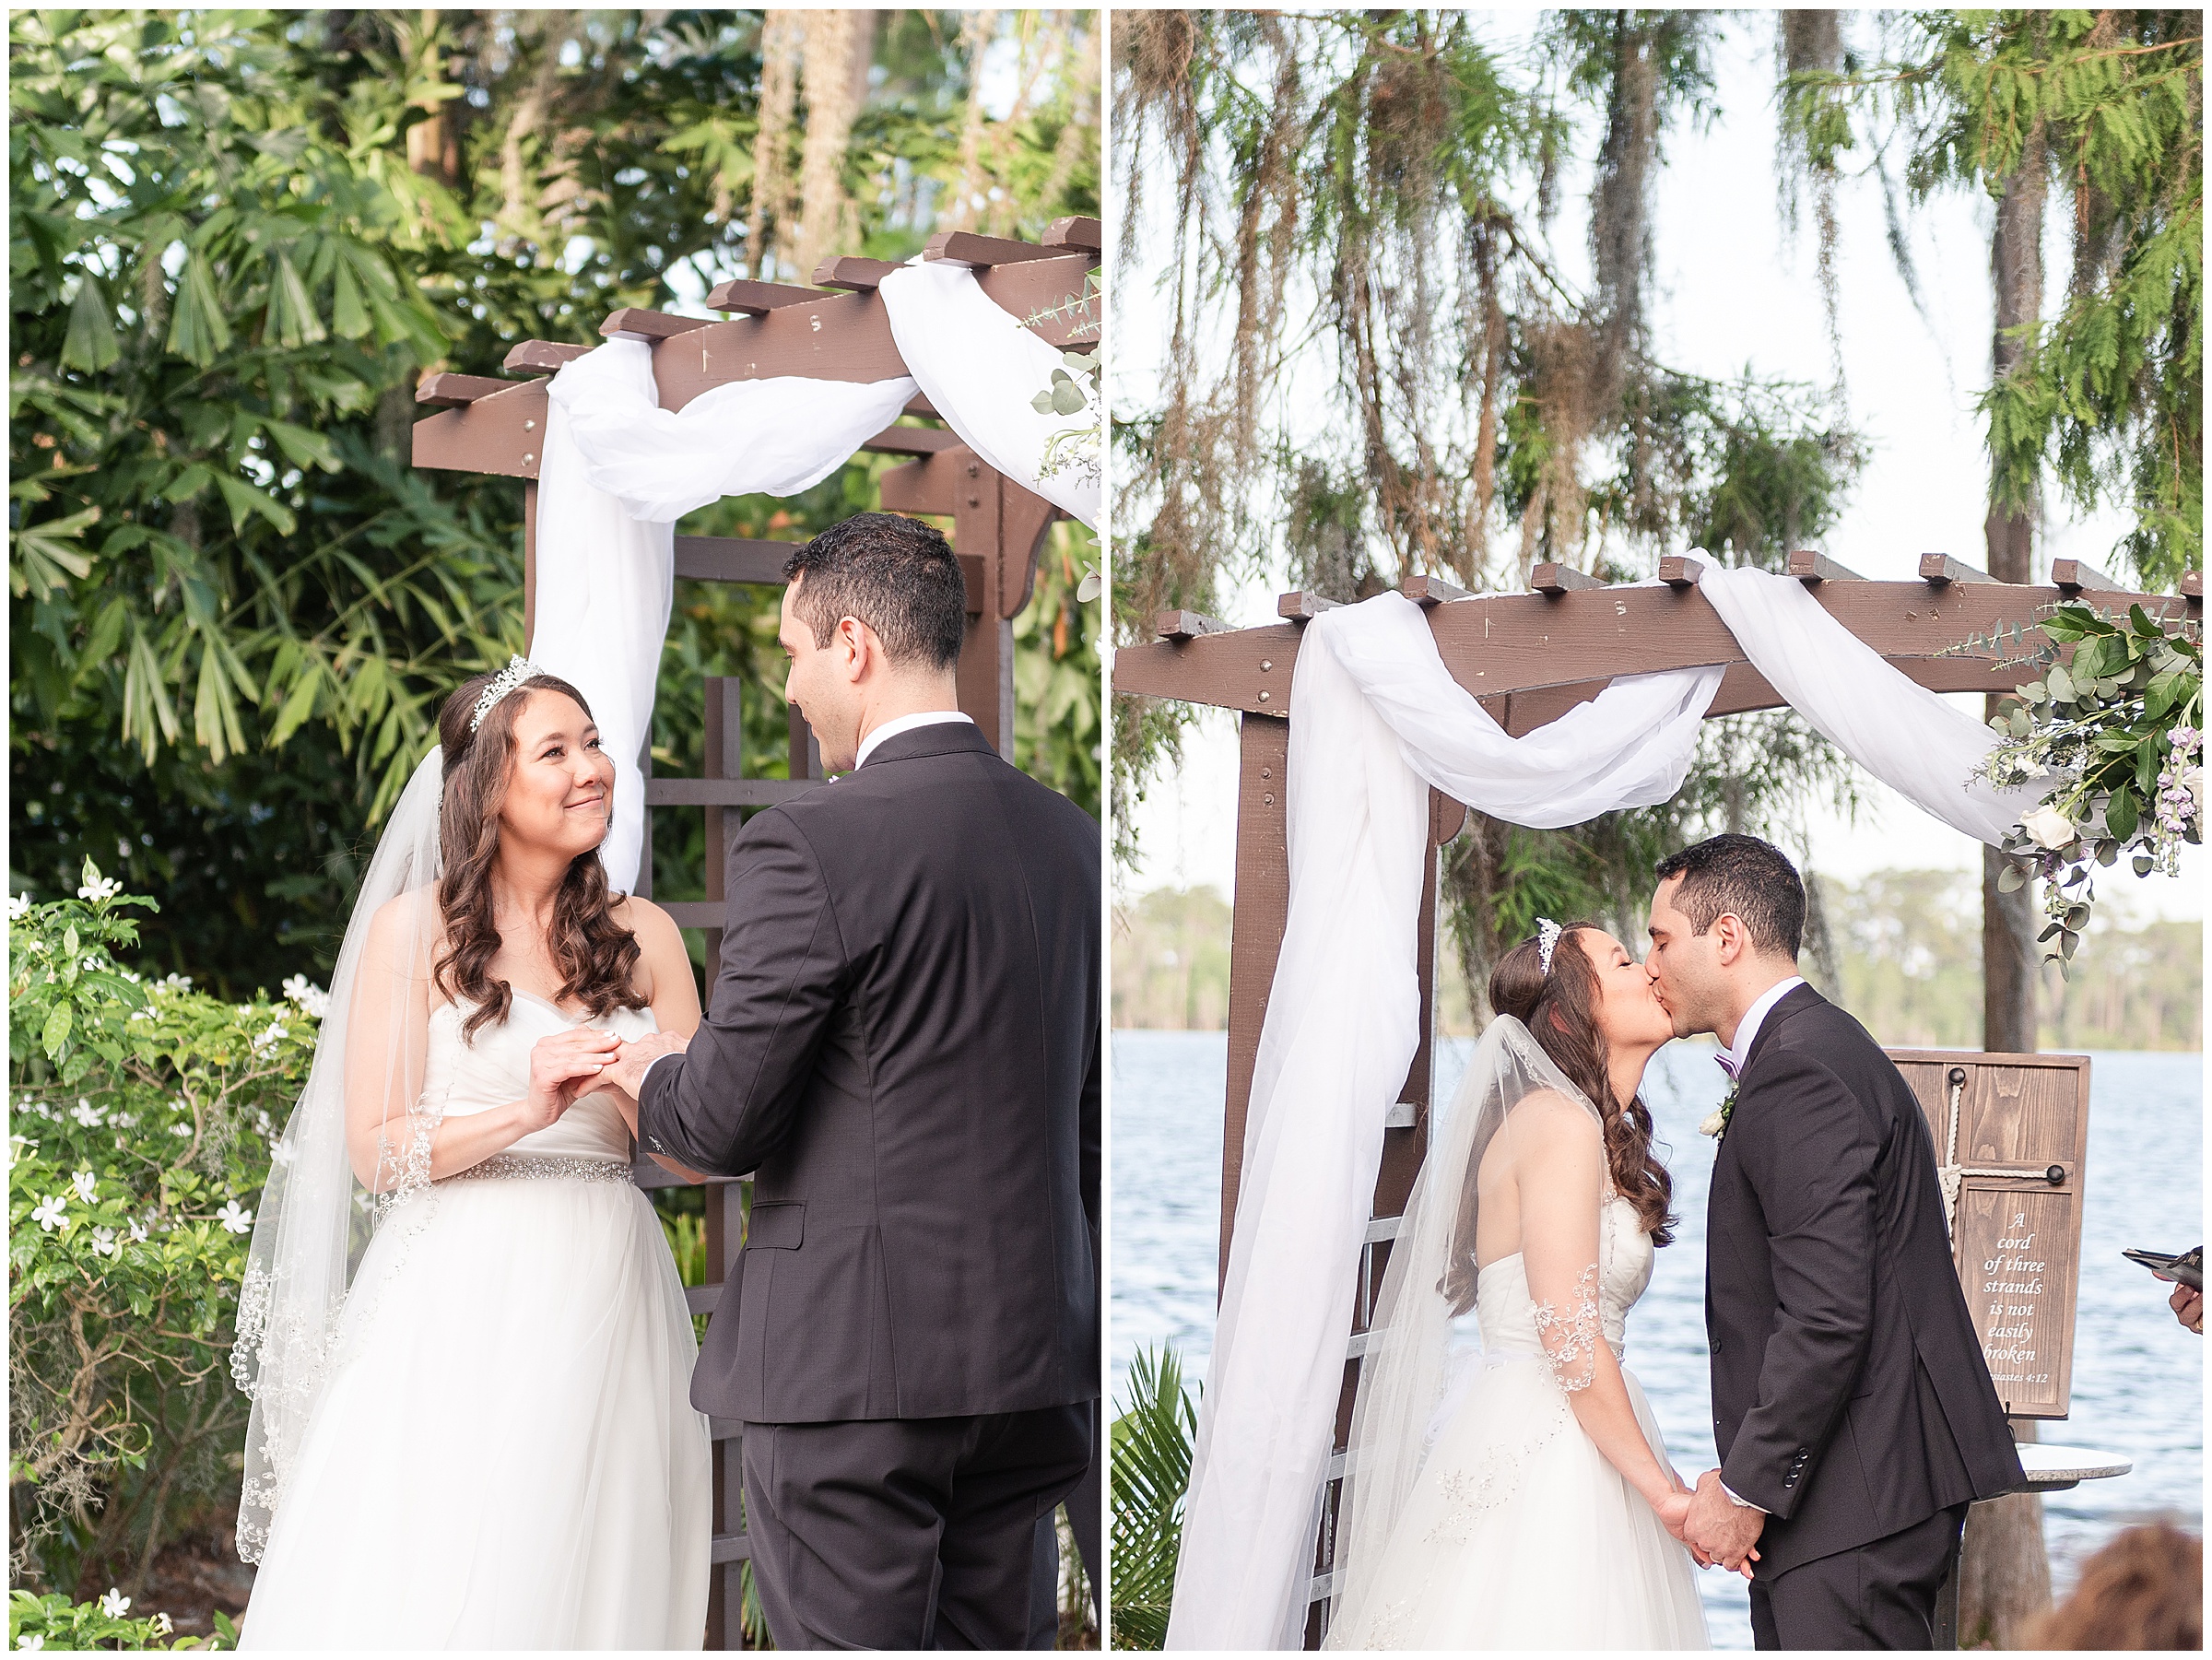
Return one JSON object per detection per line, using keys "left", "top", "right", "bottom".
{"left": 1169, "top": 567, "right": 2017, "bottom": 1648}
{"left": 878, "top": 259, "right": 1101, "bottom": 527}
{"left": 530, "top": 286, "right": 1091, "bottom": 890}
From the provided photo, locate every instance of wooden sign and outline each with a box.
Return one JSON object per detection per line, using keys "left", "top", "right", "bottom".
{"left": 1888, "top": 1051, "right": 2091, "bottom": 1419}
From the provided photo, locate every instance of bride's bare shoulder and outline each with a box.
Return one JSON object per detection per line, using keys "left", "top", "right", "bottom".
{"left": 363, "top": 889, "right": 444, "bottom": 969}
{"left": 1509, "top": 1086, "right": 1602, "bottom": 1144}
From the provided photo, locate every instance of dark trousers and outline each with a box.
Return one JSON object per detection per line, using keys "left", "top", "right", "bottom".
{"left": 741, "top": 1403, "right": 1091, "bottom": 1651}
{"left": 1750, "top": 1503, "right": 1969, "bottom": 1650}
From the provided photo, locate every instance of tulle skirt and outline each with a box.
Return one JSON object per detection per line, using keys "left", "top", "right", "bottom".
{"left": 1327, "top": 1355, "right": 1709, "bottom": 1650}
{"left": 238, "top": 1171, "right": 712, "bottom": 1650}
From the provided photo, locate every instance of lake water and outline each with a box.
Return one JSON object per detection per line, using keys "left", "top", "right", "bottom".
{"left": 1111, "top": 1030, "right": 2203, "bottom": 1649}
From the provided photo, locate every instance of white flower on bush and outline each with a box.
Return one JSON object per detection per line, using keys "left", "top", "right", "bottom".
{"left": 71, "top": 1170, "right": 98, "bottom": 1203}
{"left": 251, "top": 1019, "right": 289, "bottom": 1058}
{"left": 76, "top": 869, "right": 122, "bottom": 904}
{"left": 90, "top": 1226, "right": 118, "bottom": 1258}
{"left": 30, "top": 1195, "right": 68, "bottom": 1232}
{"left": 19, "top": 1633, "right": 44, "bottom": 1649}
{"left": 271, "top": 1140, "right": 294, "bottom": 1167}
{"left": 148, "top": 1614, "right": 171, "bottom": 1638}
{"left": 6, "top": 892, "right": 30, "bottom": 920}
{"left": 2020, "top": 805, "right": 2077, "bottom": 851}
{"left": 128, "top": 1219, "right": 149, "bottom": 1244}
{"left": 171, "top": 1122, "right": 192, "bottom": 1137}
{"left": 71, "top": 1099, "right": 103, "bottom": 1127}
{"left": 98, "top": 1588, "right": 129, "bottom": 1618}
{"left": 217, "top": 1199, "right": 254, "bottom": 1234}
{"left": 282, "top": 974, "right": 332, "bottom": 1018}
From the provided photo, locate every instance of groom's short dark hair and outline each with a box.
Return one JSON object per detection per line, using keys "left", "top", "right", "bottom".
{"left": 1653, "top": 834, "right": 1805, "bottom": 959}
{"left": 782, "top": 512, "right": 968, "bottom": 672}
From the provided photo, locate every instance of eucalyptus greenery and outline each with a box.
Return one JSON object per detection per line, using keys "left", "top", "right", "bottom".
{"left": 1973, "top": 603, "right": 2204, "bottom": 969}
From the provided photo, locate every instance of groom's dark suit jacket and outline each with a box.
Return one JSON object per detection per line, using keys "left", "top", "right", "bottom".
{"left": 636, "top": 722, "right": 1101, "bottom": 1423}
{"left": 1708, "top": 984, "right": 2023, "bottom": 1578}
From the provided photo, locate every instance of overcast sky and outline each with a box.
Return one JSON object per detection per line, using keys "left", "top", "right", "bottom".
{"left": 1113, "top": 13, "right": 2203, "bottom": 924}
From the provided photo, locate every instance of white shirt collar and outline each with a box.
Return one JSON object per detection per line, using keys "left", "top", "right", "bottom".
{"left": 1718, "top": 975, "right": 1807, "bottom": 1080}
{"left": 853, "top": 710, "right": 973, "bottom": 770}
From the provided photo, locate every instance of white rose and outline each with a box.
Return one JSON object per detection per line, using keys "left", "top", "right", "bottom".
{"left": 1698, "top": 1109, "right": 1728, "bottom": 1138}
{"left": 2020, "top": 805, "right": 2077, "bottom": 851}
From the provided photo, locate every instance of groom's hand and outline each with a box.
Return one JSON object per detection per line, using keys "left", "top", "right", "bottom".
{"left": 1687, "top": 1469, "right": 1764, "bottom": 1578}
{"left": 604, "top": 1030, "right": 689, "bottom": 1101}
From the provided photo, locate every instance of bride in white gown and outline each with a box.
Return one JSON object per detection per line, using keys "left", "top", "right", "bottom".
{"left": 1324, "top": 922, "right": 1717, "bottom": 1650}
{"left": 230, "top": 661, "right": 710, "bottom": 1649}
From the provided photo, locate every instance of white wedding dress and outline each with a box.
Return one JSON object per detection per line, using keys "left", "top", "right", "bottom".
{"left": 1326, "top": 1191, "right": 1708, "bottom": 1650}
{"left": 239, "top": 994, "right": 712, "bottom": 1650}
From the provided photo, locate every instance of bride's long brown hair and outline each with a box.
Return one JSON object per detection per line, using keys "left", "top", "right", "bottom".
{"left": 431, "top": 670, "right": 649, "bottom": 1041}
{"left": 1442, "top": 924, "right": 1676, "bottom": 1313}
{"left": 1491, "top": 924, "right": 1675, "bottom": 1245}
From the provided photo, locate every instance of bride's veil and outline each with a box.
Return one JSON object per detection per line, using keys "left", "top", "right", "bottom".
{"left": 229, "top": 747, "right": 449, "bottom": 1561}
{"left": 1324, "top": 1014, "right": 1605, "bottom": 1645}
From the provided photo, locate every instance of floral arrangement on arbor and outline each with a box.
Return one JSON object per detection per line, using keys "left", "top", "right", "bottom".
{"left": 1972, "top": 602, "right": 2204, "bottom": 969}
{"left": 9, "top": 865, "right": 310, "bottom": 1637}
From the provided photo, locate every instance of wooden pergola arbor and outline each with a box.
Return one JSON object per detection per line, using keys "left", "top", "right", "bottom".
{"left": 1113, "top": 553, "right": 2203, "bottom": 1647}
{"left": 412, "top": 216, "right": 1100, "bottom": 1649}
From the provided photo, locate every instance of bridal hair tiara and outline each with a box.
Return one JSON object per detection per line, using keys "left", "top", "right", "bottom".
{"left": 1536, "top": 917, "right": 1562, "bottom": 976}
{"left": 469, "top": 655, "right": 547, "bottom": 733}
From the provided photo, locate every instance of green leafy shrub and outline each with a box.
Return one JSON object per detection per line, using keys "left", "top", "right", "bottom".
{"left": 8, "top": 1588, "right": 233, "bottom": 1651}
{"left": 9, "top": 864, "right": 310, "bottom": 1605}
{"left": 1108, "top": 1347, "right": 1197, "bottom": 1649}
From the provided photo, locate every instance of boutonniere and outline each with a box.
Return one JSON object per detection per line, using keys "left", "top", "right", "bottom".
{"left": 1700, "top": 1081, "right": 1739, "bottom": 1143}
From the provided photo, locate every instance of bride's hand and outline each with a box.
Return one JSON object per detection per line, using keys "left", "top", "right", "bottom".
{"left": 520, "top": 1029, "right": 622, "bottom": 1131}
{"left": 1653, "top": 1489, "right": 1695, "bottom": 1543}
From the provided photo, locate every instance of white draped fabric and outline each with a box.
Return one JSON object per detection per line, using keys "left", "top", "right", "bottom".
{"left": 530, "top": 276, "right": 1092, "bottom": 889}
{"left": 1167, "top": 566, "right": 2016, "bottom": 1649}
{"left": 878, "top": 259, "right": 1101, "bottom": 527}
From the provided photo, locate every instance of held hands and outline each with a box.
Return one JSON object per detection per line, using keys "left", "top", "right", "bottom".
{"left": 602, "top": 1030, "right": 690, "bottom": 1101}
{"left": 520, "top": 1028, "right": 623, "bottom": 1131}
{"left": 1684, "top": 1469, "right": 1763, "bottom": 1580}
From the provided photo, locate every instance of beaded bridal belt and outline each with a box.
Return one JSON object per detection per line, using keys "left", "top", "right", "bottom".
{"left": 442, "top": 1153, "right": 635, "bottom": 1186}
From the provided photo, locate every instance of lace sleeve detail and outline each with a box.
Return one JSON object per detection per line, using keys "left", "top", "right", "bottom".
{"left": 1530, "top": 1263, "right": 1602, "bottom": 1393}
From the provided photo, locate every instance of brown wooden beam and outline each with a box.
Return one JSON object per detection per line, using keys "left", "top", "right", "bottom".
{"left": 1658, "top": 555, "right": 1702, "bottom": 588}
{"left": 411, "top": 379, "right": 548, "bottom": 480}
{"left": 924, "top": 230, "right": 1069, "bottom": 266}
{"left": 600, "top": 308, "right": 716, "bottom": 340}
{"left": 674, "top": 536, "right": 797, "bottom": 585}
{"left": 705, "top": 277, "right": 823, "bottom": 315}
{"left": 1112, "top": 579, "right": 2193, "bottom": 717}
{"left": 1530, "top": 561, "right": 1603, "bottom": 595}
{"left": 1787, "top": 549, "right": 1863, "bottom": 583}
{"left": 859, "top": 426, "right": 962, "bottom": 459}
{"left": 814, "top": 256, "right": 902, "bottom": 292}
{"left": 1400, "top": 573, "right": 1469, "bottom": 606}
{"left": 1277, "top": 591, "right": 1341, "bottom": 622}
{"left": 503, "top": 339, "right": 592, "bottom": 373}
{"left": 1920, "top": 552, "right": 1992, "bottom": 585}
{"left": 1157, "top": 610, "right": 1231, "bottom": 641}
{"left": 1044, "top": 214, "right": 1104, "bottom": 253}
{"left": 2051, "top": 559, "right": 2121, "bottom": 595}
{"left": 1220, "top": 714, "right": 1291, "bottom": 1289}
{"left": 877, "top": 449, "right": 962, "bottom": 518}
{"left": 415, "top": 371, "right": 509, "bottom": 407}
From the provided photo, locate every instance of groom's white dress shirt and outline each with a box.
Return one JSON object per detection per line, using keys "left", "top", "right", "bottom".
{"left": 854, "top": 709, "right": 973, "bottom": 769}
{"left": 1714, "top": 971, "right": 1806, "bottom": 1513}
{"left": 1715, "top": 974, "right": 1806, "bottom": 1081}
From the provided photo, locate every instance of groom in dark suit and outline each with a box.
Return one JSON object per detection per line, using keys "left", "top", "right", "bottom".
{"left": 605, "top": 512, "right": 1100, "bottom": 1649}
{"left": 1645, "top": 835, "right": 2023, "bottom": 1650}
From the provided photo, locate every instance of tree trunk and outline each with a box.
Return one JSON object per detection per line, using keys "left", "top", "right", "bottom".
{"left": 1962, "top": 130, "right": 2054, "bottom": 1651}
